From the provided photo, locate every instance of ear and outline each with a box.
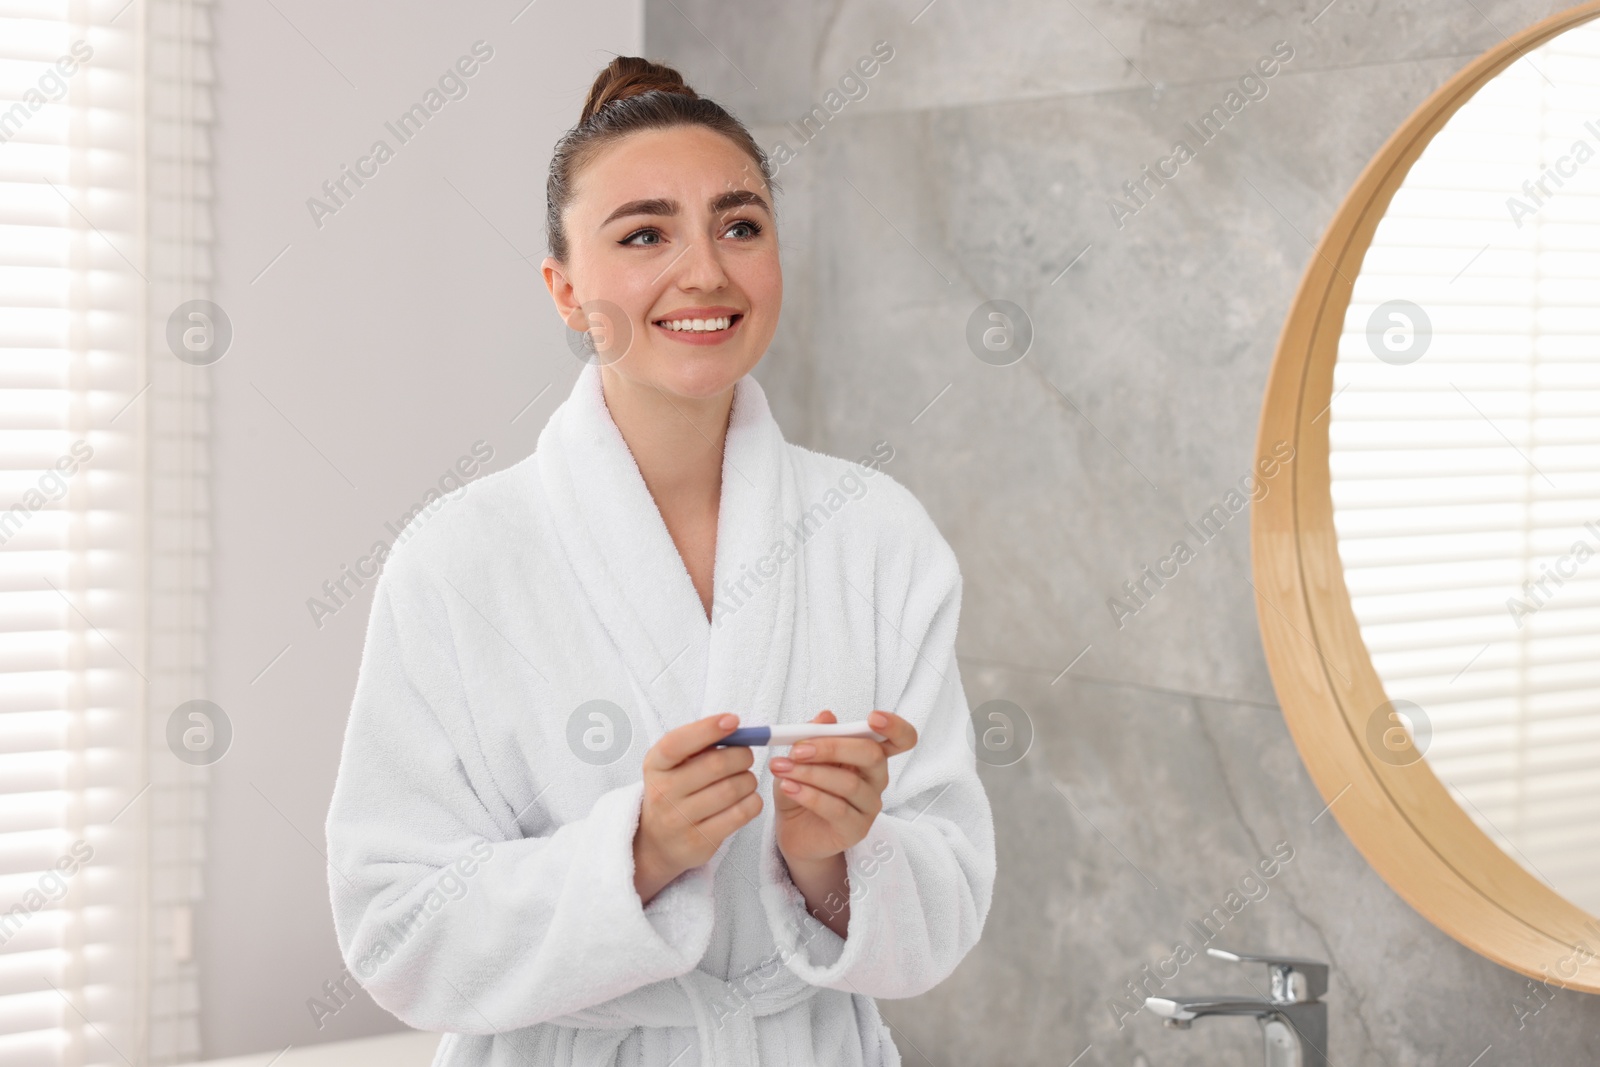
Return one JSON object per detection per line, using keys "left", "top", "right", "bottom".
{"left": 541, "top": 256, "right": 586, "bottom": 330}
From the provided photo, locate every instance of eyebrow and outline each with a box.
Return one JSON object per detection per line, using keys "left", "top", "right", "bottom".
{"left": 600, "top": 190, "right": 771, "bottom": 228}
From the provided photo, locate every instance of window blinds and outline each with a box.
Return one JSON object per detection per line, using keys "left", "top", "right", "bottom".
{"left": 1331, "top": 21, "right": 1600, "bottom": 916}
{"left": 0, "top": 1, "right": 211, "bottom": 1064}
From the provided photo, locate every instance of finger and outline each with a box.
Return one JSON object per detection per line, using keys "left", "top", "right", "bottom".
{"left": 669, "top": 744, "right": 756, "bottom": 797}
{"left": 786, "top": 736, "right": 883, "bottom": 769}
{"left": 772, "top": 762, "right": 881, "bottom": 818}
{"left": 642, "top": 772, "right": 750, "bottom": 849}
{"left": 784, "top": 736, "right": 888, "bottom": 788}
{"left": 647, "top": 713, "right": 741, "bottom": 772}
{"left": 778, "top": 777, "right": 870, "bottom": 837}
{"left": 786, "top": 738, "right": 887, "bottom": 793}
{"left": 679, "top": 768, "right": 760, "bottom": 823}
{"left": 696, "top": 789, "right": 763, "bottom": 840}
{"left": 867, "top": 710, "right": 918, "bottom": 758}
{"left": 640, "top": 778, "right": 715, "bottom": 854}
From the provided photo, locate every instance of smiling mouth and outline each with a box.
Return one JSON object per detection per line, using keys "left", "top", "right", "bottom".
{"left": 652, "top": 313, "right": 743, "bottom": 336}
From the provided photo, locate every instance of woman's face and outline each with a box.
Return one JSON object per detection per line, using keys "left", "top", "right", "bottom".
{"left": 542, "top": 125, "right": 782, "bottom": 401}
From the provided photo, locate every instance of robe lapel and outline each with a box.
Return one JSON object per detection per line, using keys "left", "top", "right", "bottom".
{"left": 701, "top": 370, "right": 804, "bottom": 885}
{"left": 535, "top": 364, "right": 711, "bottom": 740}
{"left": 534, "top": 364, "right": 801, "bottom": 751}
{"left": 703, "top": 371, "right": 800, "bottom": 736}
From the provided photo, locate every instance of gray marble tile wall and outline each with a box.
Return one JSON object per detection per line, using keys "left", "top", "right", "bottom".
{"left": 647, "top": 2, "right": 1600, "bottom": 1064}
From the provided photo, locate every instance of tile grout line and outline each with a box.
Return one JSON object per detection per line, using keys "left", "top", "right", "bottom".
{"left": 955, "top": 653, "right": 1282, "bottom": 711}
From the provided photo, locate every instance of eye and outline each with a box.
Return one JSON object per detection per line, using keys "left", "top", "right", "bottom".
{"left": 620, "top": 228, "right": 664, "bottom": 247}
{"left": 724, "top": 219, "right": 763, "bottom": 240}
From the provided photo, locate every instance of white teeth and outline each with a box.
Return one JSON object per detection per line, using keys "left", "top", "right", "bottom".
{"left": 659, "top": 316, "right": 733, "bottom": 332}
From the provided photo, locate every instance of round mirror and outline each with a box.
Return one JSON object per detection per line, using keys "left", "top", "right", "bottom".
{"left": 1254, "top": 1, "right": 1600, "bottom": 990}
{"left": 1330, "top": 14, "right": 1600, "bottom": 916}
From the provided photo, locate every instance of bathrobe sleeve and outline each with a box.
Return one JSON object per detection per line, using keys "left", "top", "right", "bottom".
{"left": 757, "top": 485, "right": 997, "bottom": 999}
{"left": 324, "top": 543, "right": 717, "bottom": 1034}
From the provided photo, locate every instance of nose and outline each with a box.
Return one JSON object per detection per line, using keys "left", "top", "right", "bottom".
{"left": 669, "top": 232, "right": 730, "bottom": 293}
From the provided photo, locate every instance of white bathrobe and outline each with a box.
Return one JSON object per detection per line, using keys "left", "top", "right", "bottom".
{"left": 324, "top": 362, "right": 996, "bottom": 1067}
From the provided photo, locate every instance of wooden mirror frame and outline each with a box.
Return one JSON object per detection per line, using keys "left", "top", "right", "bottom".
{"left": 1252, "top": 0, "right": 1600, "bottom": 990}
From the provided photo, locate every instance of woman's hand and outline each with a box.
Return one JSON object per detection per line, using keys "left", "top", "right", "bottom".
{"left": 769, "top": 709, "right": 918, "bottom": 865}
{"left": 633, "top": 713, "right": 761, "bottom": 906}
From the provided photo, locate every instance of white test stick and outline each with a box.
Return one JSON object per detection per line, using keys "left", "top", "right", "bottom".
{"left": 716, "top": 722, "right": 887, "bottom": 746}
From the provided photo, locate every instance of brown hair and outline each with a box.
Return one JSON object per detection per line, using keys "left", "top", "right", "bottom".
{"left": 545, "top": 56, "right": 777, "bottom": 262}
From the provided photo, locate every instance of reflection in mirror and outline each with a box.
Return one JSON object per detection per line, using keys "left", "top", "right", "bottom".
{"left": 1329, "top": 18, "right": 1600, "bottom": 916}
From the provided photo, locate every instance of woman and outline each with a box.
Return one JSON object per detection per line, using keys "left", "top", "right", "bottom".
{"left": 324, "top": 56, "right": 996, "bottom": 1067}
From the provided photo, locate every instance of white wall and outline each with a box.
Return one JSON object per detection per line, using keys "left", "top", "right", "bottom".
{"left": 207, "top": 0, "right": 641, "bottom": 1055}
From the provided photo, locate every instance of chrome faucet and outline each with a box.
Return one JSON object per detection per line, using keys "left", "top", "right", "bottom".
{"left": 1145, "top": 948, "right": 1329, "bottom": 1067}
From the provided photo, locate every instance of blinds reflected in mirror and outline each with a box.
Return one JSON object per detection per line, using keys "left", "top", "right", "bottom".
{"left": 1331, "top": 19, "right": 1600, "bottom": 917}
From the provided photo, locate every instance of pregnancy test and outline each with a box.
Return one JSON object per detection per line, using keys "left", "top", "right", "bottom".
{"left": 717, "top": 722, "right": 887, "bottom": 746}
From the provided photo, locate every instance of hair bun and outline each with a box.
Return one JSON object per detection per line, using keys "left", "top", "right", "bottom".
{"left": 580, "top": 56, "right": 698, "bottom": 125}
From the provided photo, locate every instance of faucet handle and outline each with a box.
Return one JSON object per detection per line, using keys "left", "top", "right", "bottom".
{"left": 1206, "top": 948, "right": 1328, "bottom": 1004}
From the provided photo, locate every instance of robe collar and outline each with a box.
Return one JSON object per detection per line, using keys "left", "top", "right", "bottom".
{"left": 534, "top": 362, "right": 803, "bottom": 746}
